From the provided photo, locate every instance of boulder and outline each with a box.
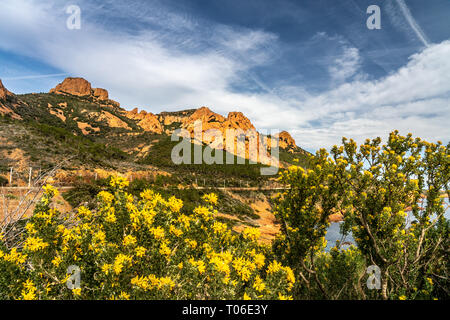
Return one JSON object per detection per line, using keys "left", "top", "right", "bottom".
{"left": 50, "top": 77, "right": 92, "bottom": 96}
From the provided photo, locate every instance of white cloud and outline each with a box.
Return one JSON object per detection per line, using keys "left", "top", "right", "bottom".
{"left": 0, "top": 0, "right": 448, "bottom": 152}
{"left": 328, "top": 47, "right": 362, "bottom": 83}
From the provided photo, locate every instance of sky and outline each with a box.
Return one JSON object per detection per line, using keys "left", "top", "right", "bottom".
{"left": 0, "top": 0, "right": 449, "bottom": 152}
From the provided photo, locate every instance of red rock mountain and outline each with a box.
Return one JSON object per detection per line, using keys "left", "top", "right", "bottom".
{"left": 50, "top": 77, "right": 92, "bottom": 96}
{"left": 276, "top": 131, "right": 297, "bottom": 151}
{"left": 0, "top": 79, "right": 22, "bottom": 120}
{"left": 0, "top": 79, "right": 13, "bottom": 101}
{"left": 50, "top": 77, "right": 119, "bottom": 106}
{"left": 6, "top": 77, "right": 300, "bottom": 153}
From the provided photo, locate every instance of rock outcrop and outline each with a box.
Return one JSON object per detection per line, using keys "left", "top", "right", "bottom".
{"left": 50, "top": 77, "right": 119, "bottom": 106}
{"left": 276, "top": 131, "right": 297, "bottom": 151}
{"left": 50, "top": 77, "right": 92, "bottom": 96}
{"left": 125, "top": 108, "right": 163, "bottom": 133}
{"left": 0, "top": 79, "right": 21, "bottom": 119}
{"left": 137, "top": 113, "right": 163, "bottom": 134}
{"left": 185, "top": 106, "right": 226, "bottom": 131}
{"left": 0, "top": 79, "right": 13, "bottom": 101}
{"left": 93, "top": 88, "right": 109, "bottom": 100}
{"left": 224, "top": 112, "right": 255, "bottom": 131}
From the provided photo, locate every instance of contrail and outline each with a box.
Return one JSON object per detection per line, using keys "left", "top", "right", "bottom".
{"left": 395, "top": 0, "right": 431, "bottom": 47}
{"left": 1, "top": 73, "right": 67, "bottom": 80}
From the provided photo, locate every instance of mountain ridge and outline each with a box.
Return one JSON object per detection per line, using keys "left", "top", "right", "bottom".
{"left": 0, "top": 77, "right": 309, "bottom": 178}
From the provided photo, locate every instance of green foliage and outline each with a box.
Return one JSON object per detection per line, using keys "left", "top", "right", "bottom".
{"left": 0, "top": 178, "right": 295, "bottom": 300}
{"left": 139, "top": 135, "right": 269, "bottom": 184}
{"left": 63, "top": 177, "right": 258, "bottom": 222}
{"left": 273, "top": 131, "right": 449, "bottom": 300}
{"left": 0, "top": 175, "right": 8, "bottom": 186}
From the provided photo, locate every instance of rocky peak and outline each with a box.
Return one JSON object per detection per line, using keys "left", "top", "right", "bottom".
{"left": 0, "top": 79, "right": 13, "bottom": 101}
{"left": 276, "top": 131, "right": 297, "bottom": 150}
{"left": 50, "top": 77, "right": 120, "bottom": 107}
{"left": 126, "top": 108, "right": 148, "bottom": 120}
{"left": 138, "top": 112, "right": 163, "bottom": 134}
{"left": 50, "top": 77, "right": 92, "bottom": 96}
{"left": 188, "top": 106, "right": 226, "bottom": 124}
{"left": 93, "top": 88, "right": 109, "bottom": 100}
{"left": 225, "top": 111, "right": 255, "bottom": 131}
{"left": 123, "top": 107, "right": 162, "bottom": 133}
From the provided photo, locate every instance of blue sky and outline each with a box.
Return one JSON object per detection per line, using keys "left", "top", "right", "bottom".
{"left": 0, "top": 0, "right": 449, "bottom": 151}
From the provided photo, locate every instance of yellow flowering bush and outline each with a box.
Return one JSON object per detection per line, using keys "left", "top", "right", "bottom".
{"left": 0, "top": 177, "right": 294, "bottom": 300}
{"left": 273, "top": 131, "right": 449, "bottom": 300}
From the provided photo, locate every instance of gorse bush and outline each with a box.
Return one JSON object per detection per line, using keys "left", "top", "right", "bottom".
{"left": 0, "top": 177, "right": 295, "bottom": 300}
{"left": 0, "top": 131, "right": 448, "bottom": 300}
{"left": 273, "top": 131, "right": 449, "bottom": 300}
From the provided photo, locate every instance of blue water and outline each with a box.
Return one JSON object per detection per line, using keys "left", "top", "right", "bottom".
{"left": 325, "top": 197, "right": 449, "bottom": 252}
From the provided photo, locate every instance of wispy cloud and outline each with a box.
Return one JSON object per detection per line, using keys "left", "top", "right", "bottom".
{"left": 328, "top": 47, "right": 362, "bottom": 84}
{"left": 394, "top": 0, "right": 431, "bottom": 47}
{"left": 1, "top": 73, "right": 67, "bottom": 80}
{"left": 0, "top": 0, "right": 448, "bottom": 152}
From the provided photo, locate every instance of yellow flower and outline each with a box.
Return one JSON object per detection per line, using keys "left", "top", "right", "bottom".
{"left": 150, "top": 227, "right": 165, "bottom": 240}
{"left": 193, "top": 206, "right": 212, "bottom": 220}
{"left": 202, "top": 193, "right": 218, "bottom": 205}
{"left": 285, "top": 266, "right": 296, "bottom": 289}
{"left": 101, "top": 264, "right": 112, "bottom": 275}
{"left": 169, "top": 225, "right": 183, "bottom": 237}
{"left": 109, "top": 176, "right": 129, "bottom": 189}
{"left": 22, "top": 290, "right": 36, "bottom": 300}
{"left": 113, "top": 254, "right": 132, "bottom": 275}
{"left": 123, "top": 235, "right": 137, "bottom": 247}
{"left": 184, "top": 238, "right": 197, "bottom": 249}
{"left": 253, "top": 276, "right": 266, "bottom": 292}
{"left": 189, "top": 258, "right": 206, "bottom": 274}
{"left": 232, "top": 257, "right": 255, "bottom": 282}
{"left": 363, "top": 170, "right": 373, "bottom": 178}
{"left": 43, "top": 184, "right": 59, "bottom": 198}
{"left": 210, "top": 255, "right": 230, "bottom": 275}
{"left": 93, "top": 230, "right": 106, "bottom": 244}
{"left": 2, "top": 248, "right": 27, "bottom": 265}
{"left": 78, "top": 206, "right": 92, "bottom": 218}
{"left": 131, "top": 275, "right": 150, "bottom": 290}
{"left": 212, "top": 222, "right": 228, "bottom": 235}
{"left": 135, "top": 246, "right": 146, "bottom": 257}
{"left": 253, "top": 253, "right": 265, "bottom": 269}
{"left": 399, "top": 295, "right": 407, "bottom": 300}
{"left": 23, "top": 236, "right": 49, "bottom": 252}
{"left": 119, "top": 292, "right": 130, "bottom": 300}
{"left": 72, "top": 288, "right": 81, "bottom": 296}
{"left": 105, "top": 207, "right": 117, "bottom": 223}
{"left": 167, "top": 196, "right": 183, "bottom": 212}
{"left": 98, "top": 191, "right": 114, "bottom": 203}
{"left": 278, "top": 293, "right": 293, "bottom": 300}
{"left": 243, "top": 227, "right": 260, "bottom": 242}
{"left": 159, "top": 243, "right": 171, "bottom": 258}
{"left": 178, "top": 215, "right": 191, "bottom": 229}
{"left": 21, "top": 280, "right": 37, "bottom": 300}
{"left": 267, "top": 260, "right": 283, "bottom": 274}
{"left": 24, "top": 223, "right": 37, "bottom": 235}
{"left": 158, "top": 277, "right": 176, "bottom": 290}
{"left": 51, "top": 255, "right": 62, "bottom": 267}
{"left": 243, "top": 293, "right": 251, "bottom": 300}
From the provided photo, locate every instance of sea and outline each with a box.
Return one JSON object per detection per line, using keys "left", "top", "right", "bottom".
{"left": 325, "top": 196, "right": 449, "bottom": 251}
